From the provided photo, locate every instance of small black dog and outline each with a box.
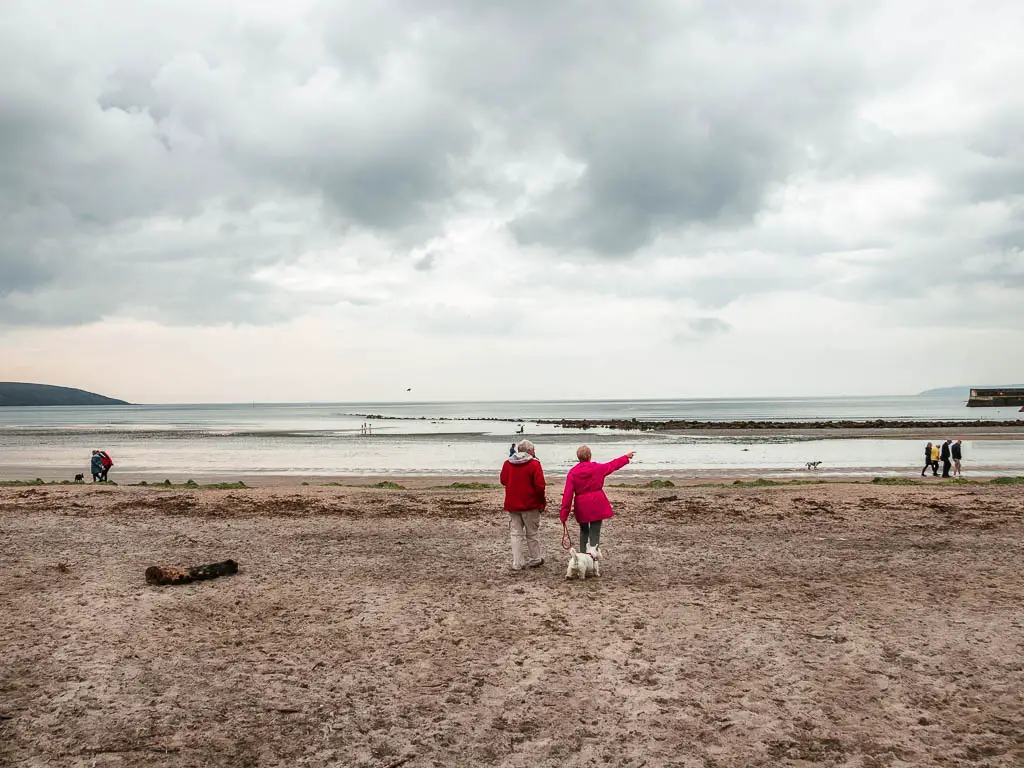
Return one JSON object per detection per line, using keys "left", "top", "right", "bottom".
{"left": 74, "top": 473, "right": 85, "bottom": 483}
{"left": 805, "top": 461, "right": 822, "bottom": 470}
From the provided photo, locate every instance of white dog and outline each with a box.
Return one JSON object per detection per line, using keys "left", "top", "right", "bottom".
{"left": 565, "top": 545, "right": 601, "bottom": 580}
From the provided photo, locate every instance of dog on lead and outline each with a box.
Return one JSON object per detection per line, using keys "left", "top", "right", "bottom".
{"left": 73, "top": 473, "right": 85, "bottom": 483}
{"left": 806, "top": 461, "right": 822, "bottom": 470}
{"left": 565, "top": 544, "right": 601, "bottom": 580}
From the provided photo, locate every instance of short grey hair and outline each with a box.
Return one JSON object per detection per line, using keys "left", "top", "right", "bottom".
{"left": 576, "top": 445, "right": 592, "bottom": 461}
{"left": 516, "top": 439, "right": 535, "bottom": 454}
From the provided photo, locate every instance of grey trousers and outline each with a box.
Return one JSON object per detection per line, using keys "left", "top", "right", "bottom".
{"left": 578, "top": 520, "right": 602, "bottom": 552}
{"left": 509, "top": 511, "right": 543, "bottom": 568}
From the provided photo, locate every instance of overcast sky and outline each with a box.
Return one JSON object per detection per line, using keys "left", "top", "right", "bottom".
{"left": 2, "top": 1, "right": 1022, "bottom": 403}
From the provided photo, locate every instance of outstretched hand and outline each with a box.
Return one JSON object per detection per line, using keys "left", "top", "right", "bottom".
{"left": 626, "top": 451, "right": 635, "bottom": 459}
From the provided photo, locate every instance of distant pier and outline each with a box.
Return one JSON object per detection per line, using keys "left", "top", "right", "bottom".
{"left": 967, "top": 388, "right": 1024, "bottom": 408}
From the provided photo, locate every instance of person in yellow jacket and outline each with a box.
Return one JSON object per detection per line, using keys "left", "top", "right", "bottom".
{"left": 929, "top": 442, "right": 940, "bottom": 476}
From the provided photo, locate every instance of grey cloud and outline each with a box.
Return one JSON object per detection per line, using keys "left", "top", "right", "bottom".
{"left": 0, "top": 5, "right": 470, "bottom": 327}
{"left": 1, "top": 0, "right": 1023, "bottom": 332}
{"left": 990, "top": 228, "right": 1024, "bottom": 251}
{"left": 672, "top": 316, "right": 733, "bottom": 344}
{"left": 815, "top": 240, "right": 1024, "bottom": 332}
{"left": 429, "top": 2, "right": 864, "bottom": 255}
{"left": 316, "top": 0, "right": 869, "bottom": 256}
{"left": 531, "top": 247, "right": 835, "bottom": 311}
{"left": 0, "top": 291, "right": 104, "bottom": 327}
{"left": 0, "top": 245, "right": 50, "bottom": 297}
{"left": 0, "top": 245, "right": 290, "bottom": 328}
{"left": 512, "top": 96, "right": 849, "bottom": 256}
{"left": 688, "top": 317, "right": 732, "bottom": 335}
{"left": 959, "top": 143, "right": 1024, "bottom": 206}
{"left": 413, "top": 252, "right": 439, "bottom": 272}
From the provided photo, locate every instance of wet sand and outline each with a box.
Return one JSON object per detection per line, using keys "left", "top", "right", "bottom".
{"left": 2, "top": 466, "right": 1023, "bottom": 488}
{"left": 2, "top": 482, "right": 1023, "bottom": 767}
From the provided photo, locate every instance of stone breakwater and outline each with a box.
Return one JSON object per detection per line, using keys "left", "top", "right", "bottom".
{"left": 537, "top": 418, "right": 1024, "bottom": 431}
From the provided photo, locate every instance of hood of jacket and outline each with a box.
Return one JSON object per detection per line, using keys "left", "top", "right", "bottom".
{"left": 508, "top": 451, "right": 534, "bottom": 465}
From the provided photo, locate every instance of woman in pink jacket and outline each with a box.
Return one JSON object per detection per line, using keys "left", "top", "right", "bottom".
{"left": 559, "top": 445, "right": 634, "bottom": 553}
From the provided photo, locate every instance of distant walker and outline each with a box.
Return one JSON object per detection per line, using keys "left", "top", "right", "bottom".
{"left": 90, "top": 450, "right": 114, "bottom": 482}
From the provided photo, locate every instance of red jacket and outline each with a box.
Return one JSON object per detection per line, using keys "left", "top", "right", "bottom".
{"left": 559, "top": 455, "right": 630, "bottom": 524}
{"left": 500, "top": 456, "right": 546, "bottom": 512}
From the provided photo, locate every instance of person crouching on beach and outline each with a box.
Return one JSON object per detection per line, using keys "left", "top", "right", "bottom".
{"left": 97, "top": 450, "right": 113, "bottom": 481}
{"left": 560, "top": 445, "right": 634, "bottom": 555}
{"left": 500, "top": 439, "right": 547, "bottom": 571}
{"left": 90, "top": 450, "right": 104, "bottom": 483}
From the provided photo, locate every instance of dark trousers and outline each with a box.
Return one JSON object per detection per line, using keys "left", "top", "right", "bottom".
{"left": 921, "top": 462, "right": 931, "bottom": 476}
{"left": 923, "top": 461, "right": 937, "bottom": 476}
{"left": 578, "top": 520, "right": 602, "bottom": 553}
{"left": 941, "top": 459, "right": 951, "bottom": 478}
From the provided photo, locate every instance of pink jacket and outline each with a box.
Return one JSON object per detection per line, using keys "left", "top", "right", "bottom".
{"left": 559, "top": 455, "right": 631, "bottom": 524}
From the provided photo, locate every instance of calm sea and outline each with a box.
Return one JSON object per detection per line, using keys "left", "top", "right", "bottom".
{"left": 0, "top": 397, "right": 1021, "bottom": 480}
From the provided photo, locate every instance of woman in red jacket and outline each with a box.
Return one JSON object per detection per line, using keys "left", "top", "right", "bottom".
{"left": 560, "top": 445, "right": 634, "bottom": 555}
{"left": 499, "top": 439, "right": 547, "bottom": 571}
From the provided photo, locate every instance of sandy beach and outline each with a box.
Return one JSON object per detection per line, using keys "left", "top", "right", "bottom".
{"left": 6, "top": 0, "right": 1024, "bottom": 762}
{"left": 2, "top": 480, "right": 1023, "bottom": 767}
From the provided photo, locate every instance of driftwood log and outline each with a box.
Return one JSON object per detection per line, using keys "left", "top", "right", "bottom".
{"left": 145, "top": 559, "right": 238, "bottom": 586}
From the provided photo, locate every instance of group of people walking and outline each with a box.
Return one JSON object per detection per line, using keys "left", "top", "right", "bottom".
{"left": 921, "top": 440, "right": 963, "bottom": 478}
{"left": 499, "top": 439, "right": 633, "bottom": 571}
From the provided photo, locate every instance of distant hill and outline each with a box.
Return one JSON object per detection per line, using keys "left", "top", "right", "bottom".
{"left": 0, "top": 382, "right": 128, "bottom": 407}
{"left": 919, "top": 385, "right": 1024, "bottom": 398}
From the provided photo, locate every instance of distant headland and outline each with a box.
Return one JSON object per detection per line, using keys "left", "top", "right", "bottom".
{"left": 0, "top": 382, "right": 128, "bottom": 407}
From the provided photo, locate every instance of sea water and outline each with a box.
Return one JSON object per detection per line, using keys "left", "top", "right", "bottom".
{"left": 0, "top": 398, "right": 1021, "bottom": 479}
